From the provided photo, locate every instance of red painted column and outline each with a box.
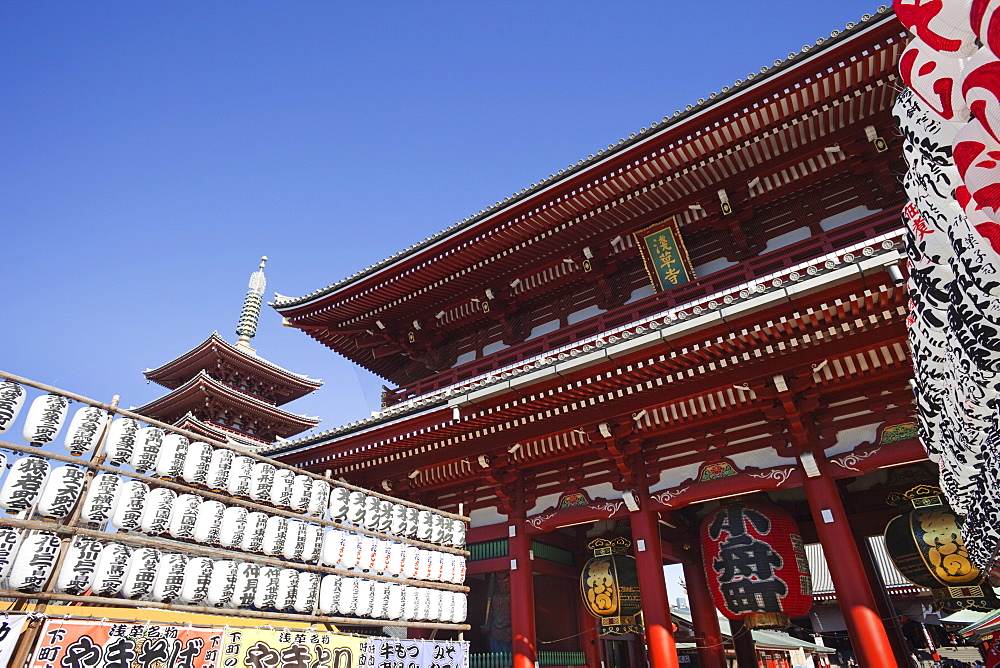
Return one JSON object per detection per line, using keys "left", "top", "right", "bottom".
{"left": 509, "top": 487, "right": 537, "bottom": 668}
{"left": 628, "top": 484, "right": 680, "bottom": 668}
{"left": 682, "top": 553, "right": 727, "bottom": 668}
{"left": 800, "top": 453, "right": 895, "bottom": 668}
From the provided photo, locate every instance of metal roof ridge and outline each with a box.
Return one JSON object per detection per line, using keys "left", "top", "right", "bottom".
{"left": 271, "top": 6, "right": 895, "bottom": 310}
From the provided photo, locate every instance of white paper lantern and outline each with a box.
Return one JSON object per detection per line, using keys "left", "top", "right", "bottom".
{"left": 206, "top": 559, "right": 238, "bottom": 607}
{"left": 154, "top": 434, "right": 189, "bottom": 479}
{"left": 322, "top": 529, "right": 347, "bottom": 566}
{"left": 416, "top": 510, "right": 433, "bottom": 541}
{"left": 429, "top": 513, "right": 445, "bottom": 544}
{"left": 226, "top": 455, "right": 253, "bottom": 498}
{"left": 342, "top": 532, "right": 363, "bottom": 570}
{"left": 248, "top": 462, "right": 276, "bottom": 503}
{"left": 319, "top": 574, "right": 341, "bottom": 615}
{"left": 386, "top": 583, "right": 404, "bottom": 620}
{"left": 294, "top": 571, "right": 320, "bottom": 613}
{"left": 427, "top": 587, "right": 442, "bottom": 621}
{"left": 241, "top": 512, "right": 268, "bottom": 553}
{"left": 36, "top": 465, "right": 86, "bottom": 519}
{"left": 430, "top": 552, "right": 446, "bottom": 582}
{"left": 111, "top": 479, "right": 149, "bottom": 532}
{"left": 0, "top": 381, "right": 27, "bottom": 435}
{"left": 377, "top": 498, "right": 393, "bottom": 534}
{"left": 218, "top": 506, "right": 249, "bottom": 549}
{"left": 232, "top": 562, "right": 261, "bottom": 609}
{"left": 178, "top": 556, "right": 213, "bottom": 603}
{"left": 373, "top": 539, "right": 391, "bottom": 574}
{"left": 6, "top": 533, "right": 53, "bottom": 593}
{"left": 283, "top": 520, "right": 307, "bottom": 561}
{"left": 80, "top": 473, "right": 121, "bottom": 524}
{"left": 389, "top": 504, "right": 407, "bottom": 536}
{"left": 270, "top": 468, "right": 295, "bottom": 508}
{"left": 402, "top": 585, "right": 419, "bottom": 620}
{"left": 0, "top": 455, "right": 51, "bottom": 512}
{"left": 205, "top": 448, "right": 234, "bottom": 492}
{"left": 303, "top": 523, "right": 323, "bottom": 564}
{"left": 261, "top": 515, "right": 288, "bottom": 556}
{"left": 254, "top": 565, "right": 280, "bottom": 609}
{"left": 63, "top": 406, "right": 108, "bottom": 457}
{"left": 328, "top": 486, "right": 350, "bottom": 522}
{"left": 308, "top": 479, "right": 330, "bottom": 518}
{"left": 354, "top": 577, "right": 374, "bottom": 616}
{"left": 275, "top": 568, "right": 300, "bottom": 611}
{"left": 404, "top": 506, "right": 419, "bottom": 538}
{"left": 439, "top": 586, "right": 455, "bottom": 622}
{"left": 387, "top": 542, "right": 405, "bottom": 576}
{"left": 417, "top": 549, "right": 434, "bottom": 580}
{"left": 139, "top": 487, "right": 176, "bottom": 536}
{"left": 0, "top": 527, "right": 23, "bottom": 582}
{"left": 181, "top": 441, "right": 213, "bottom": 486}
{"left": 439, "top": 514, "right": 453, "bottom": 546}
{"left": 402, "top": 545, "right": 419, "bottom": 579}
{"left": 290, "top": 474, "right": 312, "bottom": 513}
{"left": 121, "top": 547, "right": 160, "bottom": 599}
{"left": 451, "top": 591, "right": 468, "bottom": 623}
{"left": 105, "top": 418, "right": 140, "bottom": 466}
{"left": 130, "top": 427, "right": 163, "bottom": 473}
{"left": 453, "top": 555, "right": 466, "bottom": 584}
{"left": 441, "top": 553, "right": 455, "bottom": 583}
{"left": 22, "top": 393, "right": 69, "bottom": 446}
{"left": 416, "top": 587, "right": 431, "bottom": 621}
{"left": 347, "top": 491, "right": 367, "bottom": 526}
{"left": 362, "top": 495, "right": 381, "bottom": 530}
{"left": 193, "top": 500, "right": 225, "bottom": 544}
{"left": 92, "top": 542, "right": 131, "bottom": 596}
{"left": 55, "top": 537, "right": 103, "bottom": 594}
{"left": 336, "top": 575, "right": 358, "bottom": 615}
{"left": 371, "top": 580, "right": 390, "bottom": 619}
{"left": 167, "top": 494, "right": 202, "bottom": 540}
{"left": 150, "top": 552, "right": 187, "bottom": 602}
{"left": 451, "top": 519, "right": 467, "bottom": 548}
{"left": 359, "top": 536, "right": 378, "bottom": 571}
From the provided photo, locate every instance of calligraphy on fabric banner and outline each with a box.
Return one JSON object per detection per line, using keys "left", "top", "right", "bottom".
{"left": 220, "top": 628, "right": 368, "bottom": 668}
{"left": 29, "top": 619, "right": 223, "bottom": 668}
{"left": 0, "top": 614, "right": 30, "bottom": 667}
{"left": 358, "top": 638, "right": 469, "bottom": 668}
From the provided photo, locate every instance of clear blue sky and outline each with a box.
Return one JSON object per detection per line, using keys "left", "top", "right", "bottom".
{"left": 2, "top": 2, "right": 889, "bottom": 436}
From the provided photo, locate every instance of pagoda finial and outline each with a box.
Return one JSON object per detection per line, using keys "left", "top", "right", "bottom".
{"left": 235, "top": 256, "right": 268, "bottom": 352}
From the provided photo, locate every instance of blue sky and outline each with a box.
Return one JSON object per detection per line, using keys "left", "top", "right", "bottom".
{"left": 2, "top": 1, "right": 888, "bottom": 436}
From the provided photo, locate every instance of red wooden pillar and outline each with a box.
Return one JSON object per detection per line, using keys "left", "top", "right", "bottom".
{"left": 629, "top": 483, "right": 680, "bottom": 668}
{"left": 682, "top": 553, "right": 726, "bottom": 667}
{"left": 800, "top": 454, "right": 895, "bottom": 668}
{"left": 576, "top": 591, "right": 602, "bottom": 668}
{"left": 509, "top": 485, "right": 537, "bottom": 668}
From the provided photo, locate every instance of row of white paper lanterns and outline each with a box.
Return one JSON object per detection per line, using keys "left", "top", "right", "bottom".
{"left": 0, "top": 384, "right": 467, "bottom": 547}
{"left": 0, "top": 529, "right": 466, "bottom": 623}
{"left": 0, "top": 462, "right": 464, "bottom": 583}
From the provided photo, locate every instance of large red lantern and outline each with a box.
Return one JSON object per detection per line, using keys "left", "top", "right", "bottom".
{"left": 701, "top": 498, "right": 813, "bottom": 629}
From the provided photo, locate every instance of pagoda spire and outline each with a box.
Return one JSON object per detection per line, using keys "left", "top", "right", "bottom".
{"left": 236, "top": 256, "right": 268, "bottom": 353}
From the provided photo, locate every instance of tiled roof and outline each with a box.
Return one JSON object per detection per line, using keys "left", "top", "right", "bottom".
{"left": 272, "top": 6, "right": 893, "bottom": 310}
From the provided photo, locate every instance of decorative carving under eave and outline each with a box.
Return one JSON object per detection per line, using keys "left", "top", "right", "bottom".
{"left": 648, "top": 459, "right": 802, "bottom": 511}
{"left": 524, "top": 495, "right": 627, "bottom": 533}
{"left": 585, "top": 419, "right": 644, "bottom": 490}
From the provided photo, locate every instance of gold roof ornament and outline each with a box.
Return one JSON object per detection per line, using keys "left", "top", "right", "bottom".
{"left": 236, "top": 256, "right": 268, "bottom": 353}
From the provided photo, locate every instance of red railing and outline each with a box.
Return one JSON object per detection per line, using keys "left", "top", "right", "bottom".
{"left": 385, "top": 208, "right": 902, "bottom": 404}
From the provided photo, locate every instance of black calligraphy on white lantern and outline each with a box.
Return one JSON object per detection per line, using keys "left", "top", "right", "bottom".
{"left": 36, "top": 464, "right": 86, "bottom": 519}
{"left": 22, "top": 393, "right": 69, "bottom": 446}
{"left": 80, "top": 473, "right": 121, "bottom": 525}
{"left": 122, "top": 547, "right": 160, "bottom": 599}
{"left": 130, "top": 427, "right": 163, "bottom": 473}
{"left": 139, "top": 487, "right": 177, "bottom": 536}
{"left": 105, "top": 418, "right": 140, "bottom": 466}
{"left": 92, "top": 542, "right": 132, "bottom": 597}
{"left": 0, "top": 455, "right": 51, "bottom": 513}
{"left": 154, "top": 434, "right": 189, "bottom": 479}
{"left": 111, "top": 479, "right": 149, "bottom": 532}
{"left": 55, "top": 537, "right": 103, "bottom": 595}
{"left": 0, "top": 382, "right": 26, "bottom": 435}
{"left": 151, "top": 552, "right": 187, "bottom": 602}
{"left": 8, "top": 531, "right": 60, "bottom": 592}
{"left": 0, "top": 527, "right": 22, "bottom": 583}
{"left": 63, "top": 406, "right": 107, "bottom": 457}
{"left": 181, "top": 441, "right": 212, "bottom": 486}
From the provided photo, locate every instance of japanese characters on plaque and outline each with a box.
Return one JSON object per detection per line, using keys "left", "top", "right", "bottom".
{"left": 634, "top": 216, "right": 695, "bottom": 293}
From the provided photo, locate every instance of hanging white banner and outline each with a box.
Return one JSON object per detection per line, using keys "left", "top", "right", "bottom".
{"left": 0, "top": 614, "right": 30, "bottom": 668}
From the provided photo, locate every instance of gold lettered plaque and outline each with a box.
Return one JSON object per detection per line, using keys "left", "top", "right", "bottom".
{"left": 634, "top": 216, "right": 696, "bottom": 293}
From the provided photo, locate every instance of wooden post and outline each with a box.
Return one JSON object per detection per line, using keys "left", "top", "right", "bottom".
{"left": 683, "top": 551, "right": 727, "bottom": 668}
{"left": 728, "top": 619, "right": 758, "bottom": 668}
{"left": 800, "top": 454, "right": 895, "bottom": 668}
{"left": 629, "top": 474, "right": 679, "bottom": 668}
{"left": 509, "top": 479, "right": 537, "bottom": 668}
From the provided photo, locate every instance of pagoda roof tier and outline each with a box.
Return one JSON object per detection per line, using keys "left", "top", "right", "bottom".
{"left": 274, "top": 9, "right": 905, "bottom": 384}
{"left": 269, "top": 225, "right": 908, "bottom": 469}
{"left": 143, "top": 333, "right": 322, "bottom": 404}
{"left": 173, "top": 412, "right": 271, "bottom": 451}
{"left": 134, "top": 370, "right": 320, "bottom": 442}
